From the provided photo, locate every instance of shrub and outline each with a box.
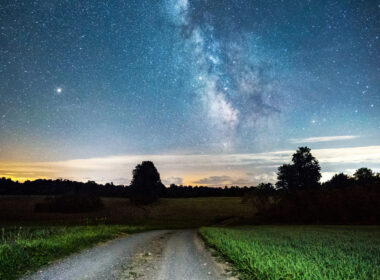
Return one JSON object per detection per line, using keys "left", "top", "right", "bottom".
{"left": 259, "top": 184, "right": 380, "bottom": 224}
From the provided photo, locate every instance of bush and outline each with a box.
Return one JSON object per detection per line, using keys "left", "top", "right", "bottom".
{"left": 249, "top": 183, "right": 380, "bottom": 224}
{"left": 35, "top": 195, "right": 103, "bottom": 213}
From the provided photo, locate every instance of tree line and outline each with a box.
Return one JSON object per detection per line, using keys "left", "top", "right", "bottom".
{"left": 243, "top": 147, "right": 380, "bottom": 224}
{"left": 252, "top": 146, "right": 380, "bottom": 195}
{"left": 1, "top": 146, "right": 379, "bottom": 203}
{"left": 0, "top": 175, "right": 253, "bottom": 198}
{"left": 1, "top": 146, "right": 378, "bottom": 221}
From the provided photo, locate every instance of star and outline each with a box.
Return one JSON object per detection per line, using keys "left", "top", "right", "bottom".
{"left": 0, "top": 0, "right": 378, "bottom": 186}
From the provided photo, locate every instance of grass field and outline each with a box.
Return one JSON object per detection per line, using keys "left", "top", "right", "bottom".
{"left": 199, "top": 226, "right": 380, "bottom": 280}
{"left": 0, "top": 196, "right": 254, "bottom": 227}
{"left": 0, "top": 225, "right": 148, "bottom": 280}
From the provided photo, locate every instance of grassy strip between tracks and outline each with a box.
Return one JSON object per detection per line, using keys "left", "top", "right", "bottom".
{"left": 0, "top": 225, "right": 148, "bottom": 280}
{"left": 199, "top": 226, "right": 380, "bottom": 280}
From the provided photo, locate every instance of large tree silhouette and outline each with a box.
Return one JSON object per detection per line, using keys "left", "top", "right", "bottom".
{"left": 276, "top": 147, "right": 321, "bottom": 190}
{"left": 354, "top": 167, "right": 375, "bottom": 184}
{"left": 276, "top": 164, "right": 296, "bottom": 190}
{"left": 129, "top": 161, "right": 163, "bottom": 205}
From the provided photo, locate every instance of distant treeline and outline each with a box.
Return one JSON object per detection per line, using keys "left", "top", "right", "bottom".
{"left": 0, "top": 177, "right": 253, "bottom": 198}
{"left": 2, "top": 146, "right": 379, "bottom": 223}
{"left": 1, "top": 146, "right": 379, "bottom": 201}
{"left": 1, "top": 169, "right": 379, "bottom": 199}
{"left": 241, "top": 147, "right": 380, "bottom": 224}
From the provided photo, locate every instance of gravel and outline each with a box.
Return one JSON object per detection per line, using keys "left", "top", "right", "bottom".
{"left": 22, "top": 229, "right": 229, "bottom": 280}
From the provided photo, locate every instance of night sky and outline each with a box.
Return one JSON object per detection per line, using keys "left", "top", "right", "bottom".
{"left": 1, "top": 0, "right": 379, "bottom": 186}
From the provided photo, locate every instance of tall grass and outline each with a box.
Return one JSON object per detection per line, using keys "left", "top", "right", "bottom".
{"left": 0, "top": 225, "right": 147, "bottom": 280}
{"left": 199, "top": 226, "right": 380, "bottom": 280}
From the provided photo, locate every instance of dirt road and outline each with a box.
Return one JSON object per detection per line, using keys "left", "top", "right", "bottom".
{"left": 22, "top": 230, "right": 234, "bottom": 280}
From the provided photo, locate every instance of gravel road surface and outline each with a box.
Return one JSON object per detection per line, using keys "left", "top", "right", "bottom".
{"left": 22, "top": 230, "right": 232, "bottom": 280}
{"left": 154, "top": 230, "right": 230, "bottom": 280}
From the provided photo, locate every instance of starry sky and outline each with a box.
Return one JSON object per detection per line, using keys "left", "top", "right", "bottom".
{"left": 0, "top": 0, "right": 379, "bottom": 186}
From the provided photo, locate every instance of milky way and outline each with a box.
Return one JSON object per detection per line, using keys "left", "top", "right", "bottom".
{"left": 0, "top": 0, "right": 379, "bottom": 185}
{"left": 166, "top": 0, "right": 286, "bottom": 150}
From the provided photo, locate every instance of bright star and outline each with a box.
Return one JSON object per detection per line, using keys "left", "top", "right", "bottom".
{"left": 56, "top": 88, "right": 62, "bottom": 94}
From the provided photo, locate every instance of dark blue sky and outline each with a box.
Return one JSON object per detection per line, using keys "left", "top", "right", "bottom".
{"left": 0, "top": 0, "right": 379, "bottom": 185}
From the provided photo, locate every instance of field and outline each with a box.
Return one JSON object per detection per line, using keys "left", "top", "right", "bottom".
{"left": 0, "top": 225, "right": 148, "bottom": 280}
{"left": 199, "top": 226, "right": 380, "bottom": 280}
{"left": 0, "top": 196, "right": 253, "bottom": 279}
{"left": 0, "top": 196, "right": 254, "bottom": 227}
{"left": 3, "top": 197, "right": 379, "bottom": 280}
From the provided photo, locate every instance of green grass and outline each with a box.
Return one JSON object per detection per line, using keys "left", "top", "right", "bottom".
{"left": 199, "top": 226, "right": 380, "bottom": 280}
{"left": 0, "top": 225, "right": 147, "bottom": 280}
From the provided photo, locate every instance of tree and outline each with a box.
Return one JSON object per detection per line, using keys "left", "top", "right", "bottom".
{"left": 276, "top": 164, "right": 296, "bottom": 190}
{"left": 292, "top": 147, "right": 321, "bottom": 189}
{"left": 354, "top": 167, "right": 375, "bottom": 184}
{"left": 256, "top": 182, "right": 276, "bottom": 195}
{"left": 130, "top": 161, "right": 163, "bottom": 205}
{"left": 324, "top": 173, "right": 352, "bottom": 189}
{"left": 276, "top": 147, "right": 321, "bottom": 190}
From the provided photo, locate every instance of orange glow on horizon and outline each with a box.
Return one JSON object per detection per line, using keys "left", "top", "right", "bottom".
{"left": 1, "top": 146, "right": 380, "bottom": 186}
{"left": 0, "top": 175, "right": 46, "bottom": 183}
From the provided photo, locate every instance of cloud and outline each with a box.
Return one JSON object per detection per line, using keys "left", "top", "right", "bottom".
{"left": 313, "top": 146, "right": 380, "bottom": 164}
{"left": 194, "top": 175, "right": 231, "bottom": 185}
{"left": 1, "top": 145, "right": 380, "bottom": 186}
{"left": 290, "top": 135, "right": 359, "bottom": 143}
{"left": 162, "top": 176, "right": 183, "bottom": 185}
{"left": 251, "top": 172, "right": 278, "bottom": 183}
{"left": 320, "top": 172, "right": 337, "bottom": 182}
{"left": 193, "top": 174, "right": 271, "bottom": 186}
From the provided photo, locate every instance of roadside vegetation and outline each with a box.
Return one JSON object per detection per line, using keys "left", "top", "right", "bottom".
{"left": 199, "top": 226, "right": 380, "bottom": 280}
{"left": 0, "top": 225, "right": 147, "bottom": 280}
